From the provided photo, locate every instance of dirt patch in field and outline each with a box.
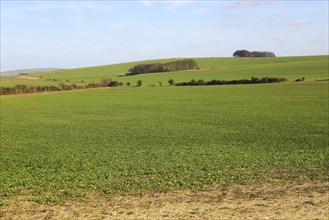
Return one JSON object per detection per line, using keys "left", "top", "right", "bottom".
{"left": 16, "top": 76, "right": 39, "bottom": 80}
{"left": 1, "top": 181, "right": 328, "bottom": 219}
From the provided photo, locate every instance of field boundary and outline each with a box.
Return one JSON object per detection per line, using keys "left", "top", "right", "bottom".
{"left": 1, "top": 181, "right": 328, "bottom": 219}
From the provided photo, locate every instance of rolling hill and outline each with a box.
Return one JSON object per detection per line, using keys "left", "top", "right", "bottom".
{"left": 0, "top": 68, "right": 63, "bottom": 77}
{"left": 0, "top": 55, "right": 328, "bottom": 87}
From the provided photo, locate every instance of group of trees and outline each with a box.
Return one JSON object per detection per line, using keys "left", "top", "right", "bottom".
{"left": 233, "top": 50, "right": 276, "bottom": 57}
{"left": 127, "top": 59, "right": 199, "bottom": 76}
{"left": 0, "top": 78, "right": 143, "bottom": 95}
{"left": 174, "top": 77, "right": 287, "bottom": 86}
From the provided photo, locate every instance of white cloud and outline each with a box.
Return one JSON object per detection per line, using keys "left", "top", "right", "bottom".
{"left": 285, "top": 19, "right": 315, "bottom": 26}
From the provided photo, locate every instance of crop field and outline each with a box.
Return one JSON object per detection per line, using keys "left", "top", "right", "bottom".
{"left": 1, "top": 81, "right": 328, "bottom": 205}
{"left": 1, "top": 55, "right": 329, "bottom": 218}
{"left": 1, "top": 55, "right": 328, "bottom": 87}
{"left": 1, "top": 0, "right": 328, "bottom": 217}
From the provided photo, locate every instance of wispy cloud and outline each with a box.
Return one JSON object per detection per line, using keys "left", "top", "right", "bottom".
{"left": 166, "top": 0, "right": 195, "bottom": 7}
{"left": 138, "top": 1, "right": 155, "bottom": 7}
{"left": 195, "top": 7, "right": 211, "bottom": 14}
{"left": 1, "top": 2, "right": 113, "bottom": 23}
{"left": 229, "top": 0, "right": 278, "bottom": 9}
{"left": 273, "top": 35, "right": 288, "bottom": 43}
{"left": 138, "top": 0, "right": 198, "bottom": 10}
{"left": 230, "top": 1, "right": 260, "bottom": 8}
{"left": 109, "top": 21, "right": 137, "bottom": 29}
{"left": 285, "top": 19, "right": 315, "bottom": 26}
{"left": 4, "top": 2, "right": 112, "bottom": 13}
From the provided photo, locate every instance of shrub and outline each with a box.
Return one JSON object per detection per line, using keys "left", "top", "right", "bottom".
{"left": 197, "top": 79, "right": 205, "bottom": 85}
{"left": 136, "top": 80, "right": 142, "bottom": 87}
{"left": 108, "top": 81, "right": 119, "bottom": 87}
{"left": 190, "top": 79, "right": 196, "bottom": 85}
{"left": 100, "top": 78, "right": 112, "bottom": 86}
{"left": 168, "top": 79, "right": 175, "bottom": 86}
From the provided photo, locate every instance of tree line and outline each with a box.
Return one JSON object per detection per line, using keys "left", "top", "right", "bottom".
{"left": 172, "top": 77, "right": 287, "bottom": 86}
{"left": 233, "top": 50, "right": 276, "bottom": 57}
{"left": 126, "top": 59, "right": 199, "bottom": 76}
{"left": 0, "top": 78, "right": 143, "bottom": 95}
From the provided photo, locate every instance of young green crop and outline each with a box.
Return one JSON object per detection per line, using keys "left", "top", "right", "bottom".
{"left": 0, "top": 82, "right": 328, "bottom": 202}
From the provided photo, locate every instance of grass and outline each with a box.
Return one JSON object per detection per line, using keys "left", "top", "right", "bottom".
{"left": 1, "top": 81, "right": 328, "bottom": 202}
{"left": 1, "top": 55, "right": 328, "bottom": 87}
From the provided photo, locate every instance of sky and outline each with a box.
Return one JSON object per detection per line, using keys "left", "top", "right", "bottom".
{"left": 1, "top": 0, "right": 328, "bottom": 71}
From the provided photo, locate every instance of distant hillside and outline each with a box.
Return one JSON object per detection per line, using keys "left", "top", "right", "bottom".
{"left": 0, "top": 68, "right": 63, "bottom": 77}
{"left": 0, "top": 55, "right": 328, "bottom": 87}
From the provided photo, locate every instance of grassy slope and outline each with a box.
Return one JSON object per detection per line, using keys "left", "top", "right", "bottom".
{"left": 1, "top": 82, "right": 328, "bottom": 201}
{"left": 1, "top": 55, "right": 328, "bottom": 87}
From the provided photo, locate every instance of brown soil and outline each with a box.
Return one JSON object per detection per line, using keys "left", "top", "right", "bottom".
{"left": 1, "top": 181, "right": 328, "bottom": 220}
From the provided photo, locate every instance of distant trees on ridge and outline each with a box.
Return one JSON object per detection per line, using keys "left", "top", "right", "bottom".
{"left": 126, "top": 59, "right": 199, "bottom": 76}
{"left": 233, "top": 50, "right": 276, "bottom": 57}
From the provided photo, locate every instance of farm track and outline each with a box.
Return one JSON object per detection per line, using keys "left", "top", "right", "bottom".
{"left": 1, "top": 181, "right": 328, "bottom": 219}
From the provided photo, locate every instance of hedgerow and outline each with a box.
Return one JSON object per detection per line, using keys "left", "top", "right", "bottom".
{"left": 0, "top": 78, "right": 124, "bottom": 95}
{"left": 175, "top": 77, "right": 288, "bottom": 86}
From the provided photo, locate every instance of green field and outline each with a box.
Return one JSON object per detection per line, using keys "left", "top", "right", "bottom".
{"left": 1, "top": 55, "right": 328, "bottom": 87}
{"left": 1, "top": 81, "right": 328, "bottom": 202}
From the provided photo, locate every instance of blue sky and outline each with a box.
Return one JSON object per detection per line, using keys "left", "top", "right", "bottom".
{"left": 1, "top": 0, "right": 328, "bottom": 71}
